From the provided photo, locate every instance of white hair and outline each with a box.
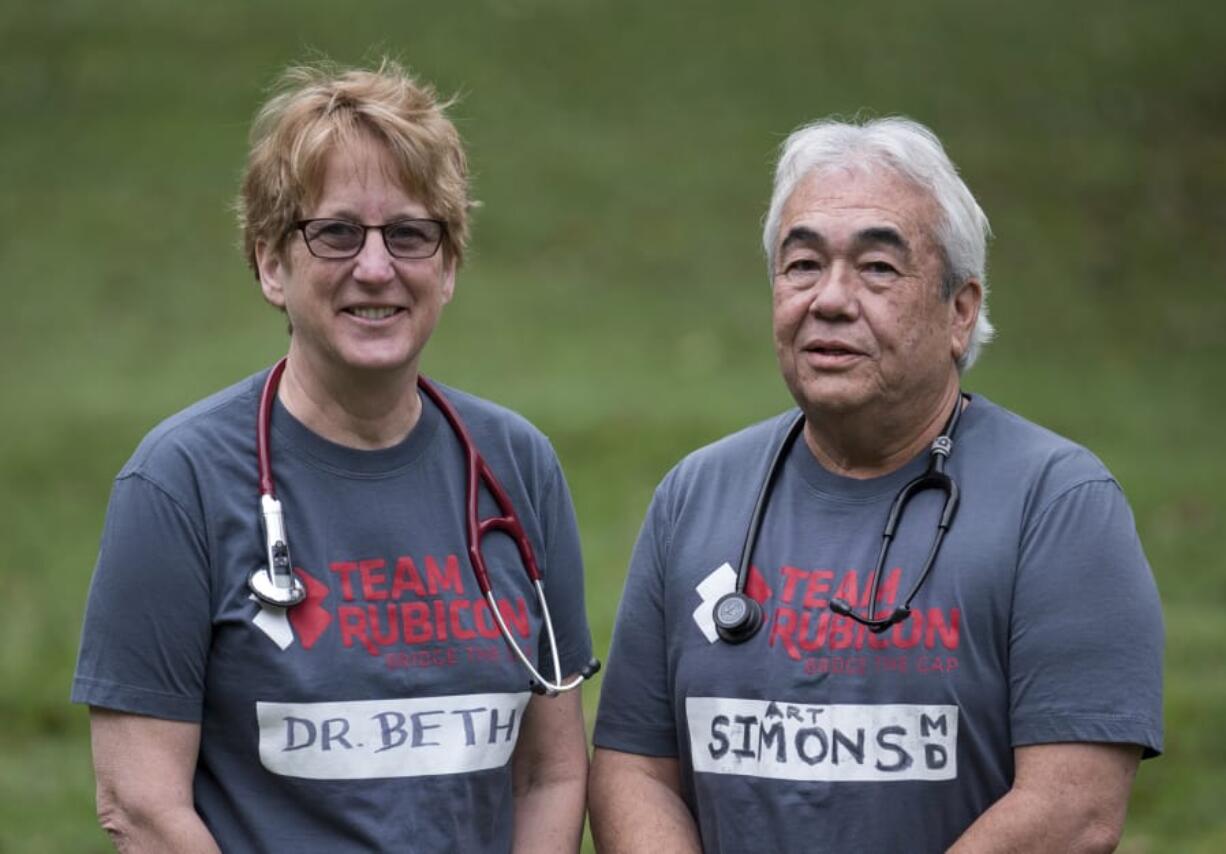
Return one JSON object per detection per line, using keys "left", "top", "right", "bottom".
{"left": 762, "top": 116, "right": 995, "bottom": 371}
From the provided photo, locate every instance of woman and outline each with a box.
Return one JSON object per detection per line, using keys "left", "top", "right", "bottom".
{"left": 72, "top": 60, "right": 594, "bottom": 852}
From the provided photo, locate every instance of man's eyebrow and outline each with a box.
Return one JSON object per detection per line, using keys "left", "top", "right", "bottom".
{"left": 853, "top": 226, "right": 911, "bottom": 257}
{"left": 779, "top": 225, "right": 912, "bottom": 258}
{"left": 779, "top": 226, "right": 825, "bottom": 254}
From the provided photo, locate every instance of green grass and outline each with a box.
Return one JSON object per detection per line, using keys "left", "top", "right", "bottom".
{"left": 3, "top": 0, "right": 1224, "bottom": 849}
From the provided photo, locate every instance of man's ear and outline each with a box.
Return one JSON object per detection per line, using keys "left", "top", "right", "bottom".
{"left": 255, "top": 238, "right": 288, "bottom": 309}
{"left": 950, "top": 278, "right": 983, "bottom": 363}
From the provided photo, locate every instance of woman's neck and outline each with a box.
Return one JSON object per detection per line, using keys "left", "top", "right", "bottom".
{"left": 277, "top": 349, "right": 423, "bottom": 450}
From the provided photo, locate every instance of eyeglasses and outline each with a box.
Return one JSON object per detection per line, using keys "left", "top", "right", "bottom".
{"left": 295, "top": 218, "right": 447, "bottom": 260}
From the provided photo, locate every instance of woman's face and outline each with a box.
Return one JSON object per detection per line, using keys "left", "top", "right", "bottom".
{"left": 256, "top": 134, "right": 455, "bottom": 387}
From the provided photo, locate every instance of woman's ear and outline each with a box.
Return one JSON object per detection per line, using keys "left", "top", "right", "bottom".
{"left": 255, "top": 238, "right": 288, "bottom": 308}
{"left": 440, "top": 255, "right": 457, "bottom": 305}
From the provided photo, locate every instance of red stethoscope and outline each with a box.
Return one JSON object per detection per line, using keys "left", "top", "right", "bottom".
{"left": 248, "top": 358, "right": 599, "bottom": 695}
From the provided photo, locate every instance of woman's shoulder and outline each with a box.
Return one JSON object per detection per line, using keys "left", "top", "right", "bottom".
{"left": 422, "top": 380, "right": 569, "bottom": 506}
{"left": 425, "top": 380, "right": 552, "bottom": 447}
{"left": 121, "top": 371, "right": 264, "bottom": 482}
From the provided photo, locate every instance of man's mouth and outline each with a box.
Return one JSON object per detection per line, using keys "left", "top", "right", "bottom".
{"left": 806, "top": 341, "right": 862, "bottom": 357}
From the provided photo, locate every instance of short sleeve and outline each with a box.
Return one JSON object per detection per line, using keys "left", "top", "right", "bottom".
{"left": 1009, "top": 479, "right": 1163, "bottom": 756}
{"left": 71, "top": 473, "right": 213, "bottom": 722}
{"left": 537, "top": 457, "right": 594, "bottom": 677}
{"left": 592, "top": 480, "right": 679, "bottom": 757}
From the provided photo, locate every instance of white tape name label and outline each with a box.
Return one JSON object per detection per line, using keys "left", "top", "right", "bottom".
{"left": 687, "top": 697, "right": 958, "bottom": 782}
{"left": 257, "top": 692, "right": 531, "bottom": 780}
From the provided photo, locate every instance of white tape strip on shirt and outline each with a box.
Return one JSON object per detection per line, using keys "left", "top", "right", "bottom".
{"left": 692, "top": 562, "right": 738, "bottom": 644}
{"left": 687, "top": 697, "right": 958, "bottom": 782}
{"left": 257, "top": 692, "right": 531, "bottom": 780}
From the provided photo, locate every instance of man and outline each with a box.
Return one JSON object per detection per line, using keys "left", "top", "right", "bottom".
{"left": 589, "top": 117, "right": 1162, "bottom": 852}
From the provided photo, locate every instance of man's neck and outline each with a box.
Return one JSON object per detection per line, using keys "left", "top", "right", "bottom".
{"left": 801, "top": 380, "right": 963, "bottom": 479}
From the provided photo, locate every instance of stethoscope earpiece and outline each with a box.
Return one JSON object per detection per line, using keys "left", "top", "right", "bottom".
{"left": 528, "top": 660, "right": 600, "bottom": 697}
{"left": 829, "top": 597, "right": 853, "bottom": 617}
{"left": 713, "top": 592, "right": 764, "bottom": 644}
{"left": 831, "top": 597, "right": 910, "bottom": 634}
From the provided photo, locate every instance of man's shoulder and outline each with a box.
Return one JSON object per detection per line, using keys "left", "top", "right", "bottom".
{"left": 662, "top": 410, "right": 798, "bottom": 495}
{"left": 965, "top": 395, "right": 1117, "bottom": 492}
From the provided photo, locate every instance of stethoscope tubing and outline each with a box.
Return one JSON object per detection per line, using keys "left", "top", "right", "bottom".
{"left": 733, "top": 412, "right": 805, "bottom": 599}
{"left": 417, "top": 377, "right": 543, "bottom": 593}
{"left": 716, "top": 394, "right": 965, "bottom": 643}
{"left": 846, "top": 407, "right": 962, "bottom": 632}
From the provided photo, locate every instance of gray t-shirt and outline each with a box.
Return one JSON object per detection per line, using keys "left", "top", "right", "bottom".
{"left": 593, "top": 395, "right": 1162, "bottom": 853}
{"left": 73, "top": 370, "right": 593, "bottom": 853}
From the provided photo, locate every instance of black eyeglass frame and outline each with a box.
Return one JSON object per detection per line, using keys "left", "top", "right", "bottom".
{"left": 293, "top": 218, "right": 448, "bottom": 260}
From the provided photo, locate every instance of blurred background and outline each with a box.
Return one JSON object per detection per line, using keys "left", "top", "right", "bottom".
{"left": 2, "top": 0, "right": 1223, "bottom": 850}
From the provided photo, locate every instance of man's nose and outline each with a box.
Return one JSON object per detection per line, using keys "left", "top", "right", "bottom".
{"left": 808, "top": 261, "right": 859, "bottom": 320}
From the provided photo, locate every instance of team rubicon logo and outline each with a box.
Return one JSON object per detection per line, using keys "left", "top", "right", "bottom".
{"left": 692, "top": 561, "right": 962, "bottom": 668}
{"left": 250, "top": 553, "right": 533, "bottom": 662}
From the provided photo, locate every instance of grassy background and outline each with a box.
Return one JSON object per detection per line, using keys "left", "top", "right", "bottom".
{"left": 2, "top": 1, "right": 1223, "bottom": 850}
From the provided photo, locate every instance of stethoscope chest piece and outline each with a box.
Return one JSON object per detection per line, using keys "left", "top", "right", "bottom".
{"left": 713, "top": 592, "right": 764, "bottom": 644}
{"left": 249, "top": 563, "right": 306, "bottom": 608}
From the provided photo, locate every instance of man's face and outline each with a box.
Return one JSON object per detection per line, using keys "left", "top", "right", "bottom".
{"left": 771, "top": 166, "right": 979, "bottom": 421}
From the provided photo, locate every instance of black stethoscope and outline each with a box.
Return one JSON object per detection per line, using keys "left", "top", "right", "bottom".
{"left": 247, "top": 358, "right": 600, "bottom": 695}
{"left": 713, "top": 394, "right": 965, "bottom": 643}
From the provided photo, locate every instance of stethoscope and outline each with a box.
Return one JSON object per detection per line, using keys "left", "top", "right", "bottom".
{"left": 713, "top": 394, "right": 965, "bottom": 643}
{"left": 248, "top": 357, "right": 601, "bottom": 695}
